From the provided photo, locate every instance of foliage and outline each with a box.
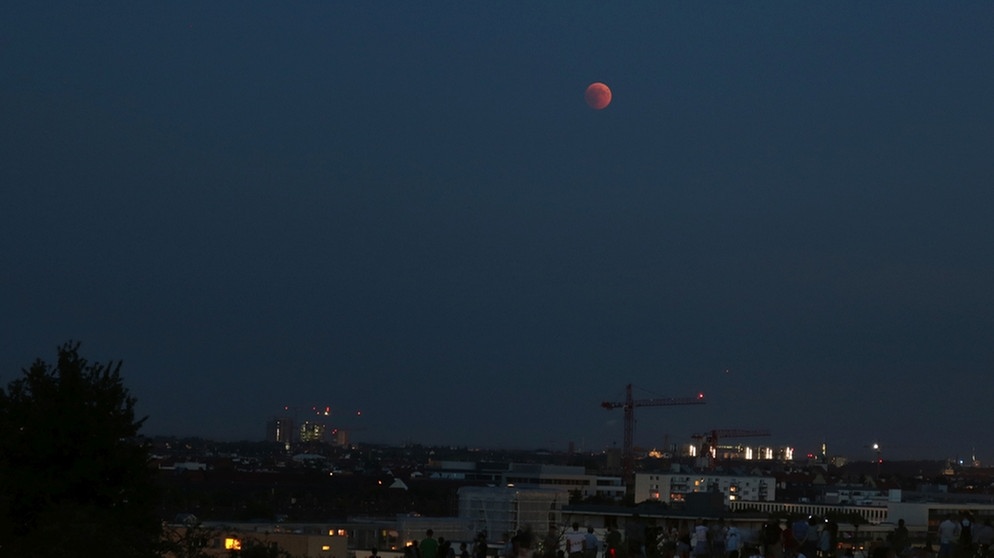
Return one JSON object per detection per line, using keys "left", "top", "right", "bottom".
{"left": 0, "top": 342, "right": 162, "bottom": 557}
{"left": 163, "top": 521, "right": 218, "bottom": 558}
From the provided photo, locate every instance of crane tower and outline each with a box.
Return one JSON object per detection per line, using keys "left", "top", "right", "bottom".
{"left": 601, "top": 384, "right": 705, "bottom": 487}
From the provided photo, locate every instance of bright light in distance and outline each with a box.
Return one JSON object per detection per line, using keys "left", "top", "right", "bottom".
{"left": 697, "top": 393, "right": 705, "bottom": 400}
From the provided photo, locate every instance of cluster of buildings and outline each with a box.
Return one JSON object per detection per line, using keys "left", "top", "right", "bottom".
{"left": 159, "top": 442, "right": 994, "bottom": 558}
{"left": 267, "top": 416, "right": 352, "bottom": 449}
{"left": 158, "top": 419, "right": 994, "bottom": 558}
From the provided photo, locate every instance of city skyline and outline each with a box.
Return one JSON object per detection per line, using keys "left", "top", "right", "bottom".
{"left": 3, "top": 3, "right": 993, "bottom": 462}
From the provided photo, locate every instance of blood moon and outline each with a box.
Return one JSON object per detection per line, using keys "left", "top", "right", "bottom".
{"left": 585, "top": 82, "right": 612, "bottom": 110}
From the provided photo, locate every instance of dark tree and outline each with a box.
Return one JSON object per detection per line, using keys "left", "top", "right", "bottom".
{"left": 163, "top": 520, "right": 218, "bottom": 558}
{"left": 0, "top": 342, "right": 162, "bottom": 557}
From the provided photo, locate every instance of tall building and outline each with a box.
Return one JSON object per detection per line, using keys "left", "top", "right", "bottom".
{"left": 266, "top": 417, "right": 295, "bottom": 448}
{"left": 331, "top": 428, "right": 349, "bottom": 447}
{"left": 299, "top": 420, "right": 326, "bottom": 443}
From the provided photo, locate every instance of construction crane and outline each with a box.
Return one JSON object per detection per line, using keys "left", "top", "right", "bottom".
{"left": 691, "top": 429, "right": 771, "bottom": 469}
{"left": 601, "top": 384, "right": 705, "bottom": 487}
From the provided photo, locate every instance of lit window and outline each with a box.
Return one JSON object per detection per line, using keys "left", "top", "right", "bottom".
{"left": 225, "top": 538, "right": 242, "bottom": 550}
{"left": 323, "top": 545, "right": 332, "bottom": 551}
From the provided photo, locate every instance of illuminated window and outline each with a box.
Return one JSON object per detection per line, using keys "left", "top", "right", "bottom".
{"left": 225, "top": 538, "right": 242, "bottom": 550}
{"left": 323, "top": 545, "right": 332, "bottom": 551}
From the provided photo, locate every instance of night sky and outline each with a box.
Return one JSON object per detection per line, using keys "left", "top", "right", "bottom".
{"left": 3, "top": 3, "right": 994, "bottom": 461}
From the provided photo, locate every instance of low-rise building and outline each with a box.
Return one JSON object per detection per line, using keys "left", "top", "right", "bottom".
{"left": 459, "top": 486, "right": 565, "bottom": 539}
{"left": 164, "top": 522, "right": 348, "bottom": 558}
{"left": 501, "top": 463, "right": 625, "bottom": 501}
{"left": 634, "top": 472, "right": 776, "bottom": 505}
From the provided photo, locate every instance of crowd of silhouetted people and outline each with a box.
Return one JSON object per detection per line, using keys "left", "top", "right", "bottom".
{"left": 389, "top": 514, "right": 994, "bottom": 558}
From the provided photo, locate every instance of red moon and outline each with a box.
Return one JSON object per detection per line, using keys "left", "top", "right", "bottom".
{"left": 585, "top": 82, "right": 612, "bottom": 110}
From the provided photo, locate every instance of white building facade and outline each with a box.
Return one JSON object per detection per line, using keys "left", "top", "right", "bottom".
{"left": 634, "top": 472, "right": 776, "bottom": 505}
{"left": 458, "top": 486, "right": 565, "bottom": 540}
{"left": 501, "top": 463, "right": 626, "bottom": 501}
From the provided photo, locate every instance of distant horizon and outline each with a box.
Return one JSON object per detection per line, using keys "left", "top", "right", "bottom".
{"left": 139, "top": 427, "right": 982, "bottom": 466}
{"left": 132, "top": 388, "right": 984, "bottom": 463}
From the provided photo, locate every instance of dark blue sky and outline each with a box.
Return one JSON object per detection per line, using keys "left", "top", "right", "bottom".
{"left": 3, "top": 2, "right": 994, "bottom": 461}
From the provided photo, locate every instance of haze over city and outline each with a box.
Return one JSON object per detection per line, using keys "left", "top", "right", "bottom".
{"left": 3, "top": 3, "right": 993, "bottom": 462}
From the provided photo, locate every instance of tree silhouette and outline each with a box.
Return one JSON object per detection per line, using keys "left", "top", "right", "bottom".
{"left": 0, "top": 341, "right": 162, "bottom": 557}
{"left": 163, "top": 520, "right": 218, "bottom": 558}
